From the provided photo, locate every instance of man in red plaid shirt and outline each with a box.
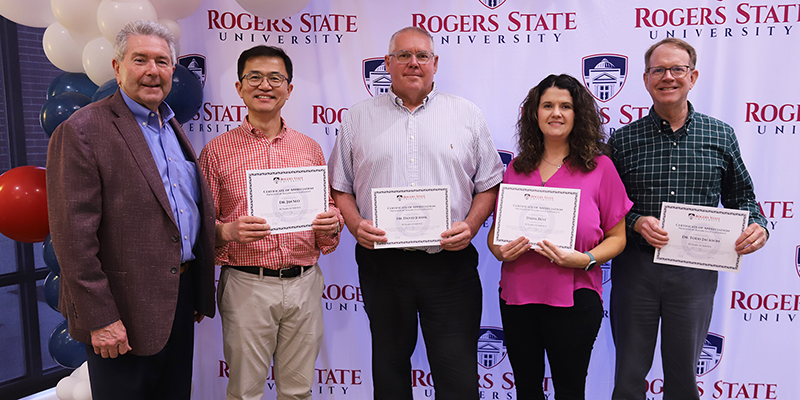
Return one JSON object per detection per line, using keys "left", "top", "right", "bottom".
{"left": 199, "top": 45, "right": 343, "bottom": 400}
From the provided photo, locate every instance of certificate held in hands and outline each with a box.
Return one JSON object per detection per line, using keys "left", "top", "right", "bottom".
{"left": 246, "top": 166, "right": 329, "bottom": 234}
{"left": 654, "top": 202, "right": 749, "bottom": 272}
{"left": 371, "top": 186, "right": 451, "bottom": 249}
{"left": 493, "top": 184, "right": 580, "bottom": 251}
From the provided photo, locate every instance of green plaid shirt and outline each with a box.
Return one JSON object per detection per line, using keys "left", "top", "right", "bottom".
{"left": 609, "top": 102, "right": 766, "bottom": 247}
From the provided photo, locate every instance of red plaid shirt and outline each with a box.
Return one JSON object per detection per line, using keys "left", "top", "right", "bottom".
{"left": 199, "top": 117, "right": 342, "bottom": 269}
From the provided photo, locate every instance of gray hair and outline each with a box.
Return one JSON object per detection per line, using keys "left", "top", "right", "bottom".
{"left": 114, "top": 20, "right": 177, "bottom": 65}
{"left": 388, "top": 26, "right": 435, "bottom": 54}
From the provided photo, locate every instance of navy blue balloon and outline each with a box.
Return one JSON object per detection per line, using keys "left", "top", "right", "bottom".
{"left": 49, "top": 320, "right": 86, "bottom": 368}
{"left": 165, "top": 64, "right": 203, "bottom": 124}
{"left": 43, "top": 271, "right": 60, "bottom": 312}
{"left": 40, "top": 92, "right": 92, "bottom": 137}
{"left": 92, "top": 78, "right": 119, "bottom": 102}
{"left": 47, "top": 73, "right": 99, "bottom": 100}
{"left": 43, "top": 234, "right": 60, "bottom": 274}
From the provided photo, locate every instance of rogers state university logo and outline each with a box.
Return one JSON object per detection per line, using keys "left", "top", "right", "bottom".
{"left": 582, "top": 54, "right": 628, "bottom": 103}
{"left": 178, "top": 54, "right": 206, "bottom": 88}
{"left": 478, "top": 327, "right": 507, "bottom": 369}
{"left": 479, "top": 0, "right": 506, "bottom": 10}
{"left": 697, "top": 332, "right": 724, "bottom": 376}
{"left": 363, "top": 58, "right": 391, "bottom": 97}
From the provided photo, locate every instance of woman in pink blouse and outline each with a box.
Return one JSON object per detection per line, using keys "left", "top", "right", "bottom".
{"left": 487, "top": 74, "right": 633, "bottom": 400}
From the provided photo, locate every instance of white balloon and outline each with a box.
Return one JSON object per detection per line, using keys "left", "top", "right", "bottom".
{"left": 76, "top": 361, "right": 90, "bottom": 381}
{"left": 56, "top": 376, "right": 78, "bottom": 400}
{"left": 83, "top": 36, "right": 116, "bottom": 86}
{"left": 158, "top": 18, "right": 181, "bottom": 42}
{"left": 43, "top": 22, "right": 86, "bottom": 72}
{"left": 234, "top": 0, "right": 311, "bottom": 20}
{"left": 72, "top": 380, "right": 93, "bottom": 400}
{"left": 96, "top": 0, "right": 158, "bottom": 44}
{"left": 52, "top": 0, "right": 102, "bottom": 36}
{"left": 150, "top": 0, "right": 202, "bottom": 20}
{"left": 0, "top": 0, "right": 56, "bottom": 28}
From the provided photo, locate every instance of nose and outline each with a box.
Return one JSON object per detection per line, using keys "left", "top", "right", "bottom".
{"left": 144, "top": 59, "right": 159, "bottom": 75}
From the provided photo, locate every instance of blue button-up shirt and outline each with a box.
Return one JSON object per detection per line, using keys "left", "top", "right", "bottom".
{"left": 121, "top": 91, "right": 201, "bottom": 262}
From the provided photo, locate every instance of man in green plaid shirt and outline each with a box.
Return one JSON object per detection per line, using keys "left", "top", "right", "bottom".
{"left": 608, "top": 38, "right": 768, "bottom": 400}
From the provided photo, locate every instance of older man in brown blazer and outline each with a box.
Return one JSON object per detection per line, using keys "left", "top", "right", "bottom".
{"left": 46, "top": 20, "right": 215, "bottom": 400}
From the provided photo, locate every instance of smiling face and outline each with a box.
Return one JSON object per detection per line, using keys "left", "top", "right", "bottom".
{"left": 385, "top": 30, "right": 438, "bottom": 106}
{"left": 112, "top": 34, "right": 174, "bottom": 112}
{"left": 236, "top": 56, "right": 293, "bottom": 117}
{"left": 537, "top": 87, "right": 575, "bottom": 144}
{"left": 644, "top": 43, "right": 698, "bottom": 112}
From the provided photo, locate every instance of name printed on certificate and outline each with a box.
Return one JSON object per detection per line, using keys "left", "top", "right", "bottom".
{"left": 371, "top": 186, "right": 451, "bottom": 249}
{"left": 494, "top": 183, "right": 580, "bottom": 251}
{"left": 246, "top": 166, "right": 329, "bottom": 234}
{"left": 654, "top": 202, "right": 749, "bottom": 272}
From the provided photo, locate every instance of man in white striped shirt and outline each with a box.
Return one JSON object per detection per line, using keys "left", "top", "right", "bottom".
{"left": 328, "top": 26, "right": 503, "bottom": 400}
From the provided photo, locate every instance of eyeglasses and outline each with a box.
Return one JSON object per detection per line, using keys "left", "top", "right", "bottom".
{"left": 645, "top": 65, "right": 692, "bottom": 79}
{"left": 388, "top": 50, "right": 435, "bottom": 64}
{"left": 241, "top": 72, "right": 288, "bottom": 88}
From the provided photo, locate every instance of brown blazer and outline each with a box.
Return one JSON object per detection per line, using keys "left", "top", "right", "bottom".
{"left": 46, "top": 90, "right": 216, "bottom": 356}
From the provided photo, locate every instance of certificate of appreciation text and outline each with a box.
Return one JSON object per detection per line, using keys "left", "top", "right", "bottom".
{"left": 246, "top": 166, "right": 329, "bottom": 234}
{"left": 371, "top": 186, "right": 450, "bottom": 249}
{"left": 494, "top": 184, "right": 580, "bottom": 251}
{"left": 654, "top": 202, "right": 749, "bottom": 272}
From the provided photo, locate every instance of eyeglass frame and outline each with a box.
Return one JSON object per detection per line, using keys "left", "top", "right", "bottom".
{"left": 645, "top": 65, "right": 693, "bottom": 79}
{"left": 387, "top": 50, "right": 436, "bottom": 64}
{"left": 240, "top": 71, "right": 289, "bottom": 88}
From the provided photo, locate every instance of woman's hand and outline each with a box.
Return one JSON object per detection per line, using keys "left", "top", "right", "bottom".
{"left": 534, "top": 239, "right": 591, "bottom": 269}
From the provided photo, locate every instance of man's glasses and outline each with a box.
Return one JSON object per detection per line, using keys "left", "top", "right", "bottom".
{"left": 645, "top": 65, "right": 692, "bottom": 79}
{"left": 241, "top": 72, "right": 288, "bottom": 88}
{"left": 388, "top": 50, "right": 435, "bottom": 64}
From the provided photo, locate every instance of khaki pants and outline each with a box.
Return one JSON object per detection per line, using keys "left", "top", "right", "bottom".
{"left": 218, "top": 264, "right": 324, "bottom": 400}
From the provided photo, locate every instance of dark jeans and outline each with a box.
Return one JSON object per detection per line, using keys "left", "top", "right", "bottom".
{"left": 356, "top": 244, "right": 482, "bottom": 400}
{"left": 500, "top": 288, "right": 603, "bottom": 400}
{"left": 84, "top": 269, "right": 195, "bottom": 400}
{"left": 611, "top": 243, "right": 717, "bottom": 400}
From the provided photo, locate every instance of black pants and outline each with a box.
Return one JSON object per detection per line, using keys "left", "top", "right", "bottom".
{"left": 500, "top": 288, "right": 603, "bottom": 400}
{"left": 356, "top": 244, "right": 482, "bottom": 400}
{"left": 84, "top": 269, "right": 195, "bottom": 400}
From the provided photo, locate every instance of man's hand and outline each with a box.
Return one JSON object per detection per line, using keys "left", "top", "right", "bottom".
{"left": 440, "top": 221, "right": 475, "bottom": 251}
{"left": 634, "top": 216, "right": 669, "bottom": 248}
{"left": 90, "top": 320, "right": 132, "bottom": 358}
{"left": 351, "top": 219, "right": 387, "bottom": 249}
{"left": 217, "top": 216, "right": 270, "bottom": 246}
{"left": 735, "top": 223, "right": 767, "bottom": 255}
{"left": 312, "top": 210, "right": 340, "bottom": 235}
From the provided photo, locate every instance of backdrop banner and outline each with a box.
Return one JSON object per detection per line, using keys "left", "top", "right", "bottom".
{"left": 182, "top": 0, "right": 800, "bottom": 398}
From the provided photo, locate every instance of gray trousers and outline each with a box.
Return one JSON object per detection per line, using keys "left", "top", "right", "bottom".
{"left": 610, "top": 243, "right": 717, "bottom": 400}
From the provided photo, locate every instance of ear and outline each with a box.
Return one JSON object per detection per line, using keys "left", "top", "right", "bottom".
{"left": 235, "top": 80, "right": 244, "bottom": 99}
{"left": 688, "top": 68, "right": 699, "bottom": 89}
{"left": 287, "top": 83, "right": 293, "bottom": 99}
{"left": 112, "top": 58, "right": 122, "bottom": 84}
{"left": 432, "top": 54, "right": 439, "bottom": 74}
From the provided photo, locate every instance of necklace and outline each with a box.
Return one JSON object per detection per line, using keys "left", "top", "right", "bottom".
{"left": 541, "top": 156, "right": 564, "bottom": 169}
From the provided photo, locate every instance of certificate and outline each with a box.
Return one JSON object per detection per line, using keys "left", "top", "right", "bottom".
{"left": 654, "top": 202, "right": 749, "bottom": 272}
{"left": 493, "top": 184, "right": 580, "bottom": 251}
{"left": 371, "top": 186, "right": 451, "bottom": 249}
{"left": 246, "top": 166, "right": 329, "bottom": 234}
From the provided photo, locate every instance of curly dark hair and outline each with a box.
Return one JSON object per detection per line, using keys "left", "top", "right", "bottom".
{"left": 513, "top": 74, "right": 608, "bottom": 175}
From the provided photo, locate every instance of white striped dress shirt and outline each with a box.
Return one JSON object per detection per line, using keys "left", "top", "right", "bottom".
{"left": 328, "top": 86, "right": 503, "bottom": 251}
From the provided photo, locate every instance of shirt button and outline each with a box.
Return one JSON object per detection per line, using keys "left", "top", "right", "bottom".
{"left": 671, "top": 166, "right": 676, "bottom": 171}
{"left": 673, "top": 142, "right": 678, "bottom": 146}
{"left": 141, "top": 122, "right": 147, "bottom": 126}
{"left": 173, "top": 183, "right": 177, "bottom": 188}
{"left": 410, "top": 159, "right": 415, "bottom": 163}
{"left": 180, "top": 209, "right": 184, "bottom": 213}
{"left": 410, "top": 136, "right": 414, "bottom": 140}
{"left": 184, "top": 235, "right": 188, "bottom": 240}
{"left": 411, "top": 183, "right": 416, "bottom": 186}
{"left": 168, "top": 157, "right": 172, "bottom": 161}
{"left": 670, "top": 191, "right": 675, "bottom": 195}
{"left": 171, "top": 235, "right": 179, "bottom": 242}
{"left": 170, "top": 267, "right": 178, "bottom": 274}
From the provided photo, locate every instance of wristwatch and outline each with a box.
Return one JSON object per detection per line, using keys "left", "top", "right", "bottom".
{"left": 583, "top": 251, "right": 596, "bottom": 271}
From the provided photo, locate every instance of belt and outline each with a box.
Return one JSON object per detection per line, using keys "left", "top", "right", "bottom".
{"left": 179, "top": 262, "right": 190, "bottom": 274}
{"left": 230, "top": 265, "right": 312, "bottom": 278}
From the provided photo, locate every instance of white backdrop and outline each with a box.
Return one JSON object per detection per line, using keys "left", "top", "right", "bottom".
{"left": 181, "top": 0, "right": 800, "bottom": 399}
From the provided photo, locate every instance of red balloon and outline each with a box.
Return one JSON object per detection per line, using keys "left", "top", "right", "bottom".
{"left": 0, "top": 166, "right": 49, "bottom": 243}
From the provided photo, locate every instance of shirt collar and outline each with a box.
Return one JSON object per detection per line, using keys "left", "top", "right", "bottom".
{"left": 242, "top": 115, "right": 287, "bottom": 140}
{"left": 120, "top": 90, "right": 175, "bottom": 126}
{"left": 648, "top": 101, "right": 695, "bottom": 134}
{"left": 389, "top": 83, "right": 438, "bottom": 110}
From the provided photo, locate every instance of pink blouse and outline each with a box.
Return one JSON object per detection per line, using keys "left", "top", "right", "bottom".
{"left": 498, "top": 155, "right": 633, "bottom": 307}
